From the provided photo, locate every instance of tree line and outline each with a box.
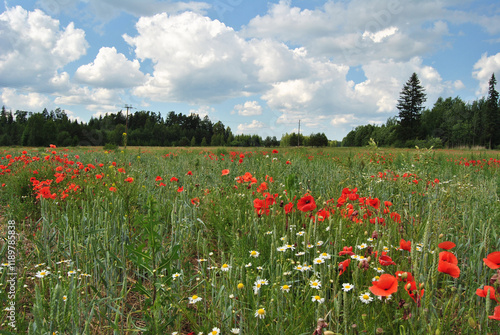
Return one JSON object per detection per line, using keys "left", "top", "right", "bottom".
{"left": 0, "top": 108, "right": 331, "bottom": 148}
{"left": 342, "top": 73, "right": 500, "bottom": 149}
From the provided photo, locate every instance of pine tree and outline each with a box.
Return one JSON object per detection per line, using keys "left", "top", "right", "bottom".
{"left": 485, "top": 73, "right": 499, "bottom": 148}
{"left": 396, "top": 73, "right": 427, "bottom": 142}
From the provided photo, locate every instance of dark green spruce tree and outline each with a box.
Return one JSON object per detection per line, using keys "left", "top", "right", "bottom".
{"left": 485, "top": 73, "right": 499, "bottom": 148}
{"left": 396, "top": 72, "right": 427, "bottom": 143}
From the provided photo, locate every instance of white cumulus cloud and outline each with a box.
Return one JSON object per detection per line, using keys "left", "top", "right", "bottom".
{"left": 472, "top": 52, "right": 500, "bottom": 95}
{"left": 233, "top": 101, "right": 262, "bottom": 116}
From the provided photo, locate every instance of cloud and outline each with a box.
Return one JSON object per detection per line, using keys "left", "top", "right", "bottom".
{"left": 362, "top": 26, "right": 398, "bottom": 43}
{"left": 0, "top": 6, "right": 88, "bottom": 90}
{"left": 188, "top": 105, "right": 215, "bottom": 119}
{"left": 237, "top": 120, "right": 267, "bottom": 133}
{"left": 472, "top": 52, "right": 500, "bottom": 95}
{"left": 233, "top": 101, "right": 262, "bottom": 116}
{"left": 1, "top": 88, "right": 51, "bottom": 111}
{"left": 75, "top": 47, "right": 147, "bottom": 88}
{"left": 54, "top": 87, "right": 122, "bottom": 112}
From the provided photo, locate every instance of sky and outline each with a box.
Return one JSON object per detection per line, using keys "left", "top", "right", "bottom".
{"left": 0, "top": 0, "right": 499, "bottom": 141}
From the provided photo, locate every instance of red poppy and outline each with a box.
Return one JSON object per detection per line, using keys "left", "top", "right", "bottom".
{"left": 109, "top": 187, "right": 117, "bottom": 192}
{"left": 284, "top": 202, "right": 294, "bottom": 214}
{"left": 285, "top": 160, "right": 291, "bottom": 165}
{"left": 476, "top": 286, "right": 498, "bottom": 302}
{"left": 338, "top": 259, "right": 351, "bottom": 276}
{"left": 339, "top": 246, "right": 354, "bottom": 256}
{"left": 399, "top": 239, "right": 411, "bottom": 251}
{"left": 489, "top": 305, "right": 500, "bottom": 320}
{"left": 390, "top": 212, "right": 401, "bottom": 223}
{"left": 177, "top": 186, "right": 184, "bottom": 192}
{"left": 272, "top": 149, "right": 279, "bottom": 153}
{"left": 186, "top": 171, "right": 193, "bottom": 175}
{"left": 316, "top": 209, "right": 330, "bottom": 221}
{"left": 395, "top": 271, "right": 414, "bottom": 283}
{"left": 438, "top": 241, "right": 456, "bottom": 250}
{"left": 191, "top": 197, "right": 200, "bottom": 206}
{"left": 379, "top": 255, "right": 396, "bottom": 266}
{"left": 483, "top": 251, "right": 500, "bottom": 269}
{"left": 404, "top": 280, "right": 424, "bottom": 304}
{"left": 367, "top": 197, "right": 380, "bottom": 210}
{"left": 221, "top": 169, "right": 230, "bottom": 176}
{"left": 170, "top": 177, "right": 178, "bottom": 182}
{"left": 297, "top": 195, "right": 317, "bottom": 212}
{"left": 439, "top": 251, "right": 458, "bottom": 265}
{"left": 155, "top": 176, "right": 162, "bottom": 181}
{"left": 438, "top": 259, "right": 460, "bottom": 278}
{"left": 369, "top": 274, "right": 398, "bottom": 297}
{"left": 124, "top": 177, "right": 134, "bottom": 183}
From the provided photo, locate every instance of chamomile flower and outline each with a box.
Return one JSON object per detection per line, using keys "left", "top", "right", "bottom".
{"left": 316, "top": 241, "right": 324, "bottom": 247}
{"left": 309, "top": 279, "right": 321, "bottom": 289}
{"left": 312, "top": 295, "right": 325, "bottom": 303}
{"left": 221, "top": 264, "right": 231, "bottom": 272}
{"left": 256, "top": 278, "right": 269, "bottom": 286}
{"left": 280, "top": 237, "right": 286, "bottom": 241}
{"left": 230, "top": 328, "right": 240, "bottom": 334}
{"left": 265, "top": 231, "right": 273, "bottom": 235}
{"left": 253, "top": 282, "right": 262, "bottom": 295}
{"left": 172, "top": 272, "right": 181, "bottom": 280}
{"left": 342, "top": 283, "right": 354, "bottom": 292}
{"left": 255, "top": 308, "right": 266, "bottom": 319}
{"left": 296, "top": 231, "right": 305, "bottom": 236}
{"left": 281, "top": 284, "right": 291, "bottom": 292}
{"left": 62, "top": 295, "right": 67, "bottom": 302}
{"left": 313, "top": 257, "right": 325, "bottom": 265}
{"left": 249, "top": 250, "right": 260, "bottom": 258}
{"left": 367, "top": 238, "right": 374, "bottom": 242}
{"left": 357, "top": 243, "right": 368, "bottom": 250}
{"left": 319, "top": 252, "right": 331, "bottom": 259}
{"left": 68, "top": 270, "right": 77, "bottom": 276}
{"left": 188, "top": 295, "right": 202, "bottom": 304}
{"left": 295, "top": 251, "right": 306, "bottom": 256}
{"left": 359, "top": 292, "right": 373, "bottom": 304}
{"left": 209, "top": 327, "right": 220, "bottom": 335}
{"left": 382, "top": 246, "right": 390, "bottom": 252}
{"left": 256, "top": 266, "right": 263, "bottom": 271}
{"left": 277, "top": 246, "right": 287, "bottom": 252}
{"left": 35, "top": 263, "right": 46, "bottom": 268}
{"left": 374, "top": 267, "right": 385, "bottom": 273}
{"left": 294, "top": 265, "right": 304, "bottom": 272}
{"left": 245, "top": 262, "right": 252, "bottom": 268}
{"left": 35, "top": 270, "right": 50, "bottom": 278}
{"left": 286, "top": 244, "right": 295, "bottom": 250}
{"left": 306, "top": 243, "right": 314, "bottom": 249}
{"left": 372, "top": 275, "right": 381, "bottom": 282}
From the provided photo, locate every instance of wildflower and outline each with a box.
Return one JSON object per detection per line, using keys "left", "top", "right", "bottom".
{"left": 35, "top": 263, "right": 46, "bottom": 268}
{"left": 249, "top": 250, "right": 260, "bottom": 258}
{"left": 359, "top": 292, "right": 374, "bottom": 304}
{"left": 297, "top": 195, "right": 317, "bottom": 212}
{"left": 483, "top": 251, "right": 500, "bottom": 269}
{"left": 63, "top": 295, "right": 67, "bottom": 302}
{"left": 476, "top": 286, "right": 498, "bottom": 302}
{"left": 438, "top": 251, "right": 460, "bottom": 278}
{"left": 306, "top": 243, "right": 314, "bottom": 249}
{"left": 316, "top": 241, "right": 324, "bottom": 247}
{"left": 237, "top": 283, "right": 244, "bottom": 289}
{"left": 319, "top": 252, "right": 331, "bottom": 260}
{"left": 231, "top": 328, "right": 240, "bottom": 334}
{"left": 295, "top": 251, "right": 306, "bottom": 256}
{"left": 188, "top": 295, "right": 202, "bottom": 304}
{"left": 172, "top": 272, "right": 181, "bottom": 280}
{"left": 312, "top": 295, "right": 325, "bottom": 303}
{"left": 369, "top": 274, "right": 398, "bottom": 297}
{"left": 313, "top": 258, "right": 325, "bottom": 265}
{"left": 209, "top": 327, "right": 220, "bottom": 335}
{"left": 245, "top": 262, "right": 252, "bottom": 267}
{"left": 379, "top": 255, "right": 396, "bottom": 266}
{"left": 438, "top": 241, "right": 456, "bottom": 250}
{"left": 342, "top": 283, "right": 354, "bottom": 292}
{"left": 399, "top": 239, "right": 411, "bottom": 251}
{"left": 277, "top": 246, "right": 287, "bottom": 252}
{"left": 489, "top": 305, "right": 500, "bottom": 320}
{"left": 124, "top": 177, "right": 134, "bottom": 183}
{"left": 255, "top": 308, "right": 266, "bottom": 319}
{"left": 357, "top": 243, "right": 368, "bottom": 250}
{"left": 286, "top": 244, "right": 296, "bottom": 250}
{"left": 253, "top": 282, "right": 262, "bottom": 294}
{"left": 296, "top": 231, "right": 305, "bottom": 236}
{"left": 256, "top": 266, "right": 263, "bottom": 270}
{"left": 294, "top": 265, "right": 304, "bottom": 272}
{"left": 256, "top": 278, "right": 269, "bottom": 286}
{"left": 221, "top": 264, "right": 231, "bottom": 272}
{"left": 339, "top": 246, "right": 354, "bottom": 256}
{"left": 309, "top": 279, "right": 321, "bottom": 289}
{"left": 68, "top": 270, "right": 77, "bottom": 276}
{"left": 338, "top": 259, "right": 351, "bottom": 276}
{"left": 221, "top": 169, "right": 230, "bottom": 176}
{"left": 35, "top": 270, "right": 50, "bottom": 278}
{"left": 374, "top": 267, "right": 385, "bottom": 273}
{"left": 265, "top": 231, "right": 273, "bottom": 235}
{"left": 281, "top": 284, "right": 291, "bottom": 292}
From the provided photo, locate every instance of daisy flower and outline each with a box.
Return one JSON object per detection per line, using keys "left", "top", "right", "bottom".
{"left": 286, "top": 244, "right": 296, "bottom": 250}
{"left": 249, "top": 250, "right": 260, "bottom": 258}
{"left": 221, "top": 264, "right": 231, "bottom": 271}
{"left": 172, "top": 272, "right": 181, "bottom": 280}
{"left": 382, "top": 246, "right": 390, "bottom": 252}
{"left": 309, "top": 279, "right": 321, "bottom": 289}
{"left": 306, "top": 243, "right": 314, "bottom": 249}
{"left": 319, "top": 252, "right": 331, "bottom": 260}
{"left": 188, "top": 295, "right": 202, "bottom": 304}
{"left": 294, "top": 265, "right": 304, "bottom": 271}
{"left": 296, "top": 231, "right": 305, "bottom": 236}
{"left": 255, "top": 308, "right": 266, "bottom": 319}
{"left": 374, "top": 267, "right": 385, "bottom": 273}
{"left": 295, "top": 251, "right": 306, "bottom": 256}
{"left": 253, "top": 283, "right": 262, "bottom": 295}
{"left": 209, "top": 327, "right": 220, "bottom": 335}
{"left": 230, "top": 328, "right": 240, "bottom": 334}
{"left": 277, "top": 246, "right": 287, "bottom": 252}
{"left": 68, "top": 270, "right": 77, "bottom": 276}
{"left": 62, "top": 295, "right": 67, "bottom": 302}
{"left": 359, "top": 292, "right": 373, "bottom": 304}
{"left": 255, "top": 278, "right": 269, "bottom": 286}
{"left": 313, "top": 257, "right": 325, "bottom": 265}
{"left": 357, "top": 243, "right": 368, "bottom": 250}
{"left": 245, "top": 262, "right": 252, "bottom": 268}
{"left": 281, "top": 284, "right": 291, "bottom": 292}
{"left": 316, "top": 241, "right": 324, "bottom": 247}
{"left": 35, "top": 263, "right": 46, "bottom": 268}
{"left": 256, "top": 266, "right": 263, "bottom": 271}
{"left": 265, "top": 231, "right": 273, "bottom": 235}
{"left": 342, "top": 283, "right": 354, "bottom": 292}
{"left": 311, "top": 295, "right": 325, "bottom": 303}
{"left": 372, "top": 275, "right": 381, "bottom": 282}
{"left": 35, "top": 270, "right": 50, "bottom": 278}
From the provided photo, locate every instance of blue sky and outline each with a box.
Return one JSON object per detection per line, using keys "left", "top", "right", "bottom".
{"left": 1, "top": 0, "right": 499, "bottom": 140}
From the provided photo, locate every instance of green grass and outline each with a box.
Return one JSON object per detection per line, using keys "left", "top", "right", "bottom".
{"left": 0, "top": 146, "right": 499, "bottom": 334}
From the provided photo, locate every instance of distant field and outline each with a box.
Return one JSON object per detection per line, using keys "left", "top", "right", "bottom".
{"left": 1, "top": 146, "right": 499, "bottom": 334}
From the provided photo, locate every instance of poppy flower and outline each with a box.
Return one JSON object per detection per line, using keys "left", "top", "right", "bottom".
{"left": 438, "top": 259, "right": 460, "bottom": 278}
{"left": 439, "top": 251, "right": 458, "bottom": 265}
{"left": 221, "top": 169, "right": 230, "bottom": 176}
{"left": 438, "top": 241, "right": 456, "bottom": 250}
{"left": 124, "top": 177, "right": 134, "bottom": 183}
{"left": 395, "top": 271, "right": 414, "bottom": 283}
{"left": 379, "top": 255, "right": 396, "bottom": 266}
{"left": 476, "top": 286, "right": 498, "bottom": 302}
{"left": 390, "top": 212, "right": 401, "bottom": 223}
{"left": 284, "top": 202, "right": 294, "bottom": 214}
{"left": 272, "top": 149, "right": 278, "bottom": 153}
{"left": 316, "top": 209, "right": 330, "bottom": 221}
{"left": 369, "top": 274, "right": 398, "bottom": 297}
{"left": 483, "top": 251, "right": 500, "bottom": 269}
{"left": 170, "top": 177, "right": 178, "bottom": 182}
{"left": 489, "top": 305, "right": 500, "bottom": 320}
{"left": 338, "top": 259, "right": 351, "bottom": 276}
{"left": 404, "top": 281, "right": 424, "bottom": 305}
{"left": 155, "top": 176, "right": 162, "bottom": 181}
{"left": 297, "top": 195, "right": 317, "bottom": 212}
{"left": 177, "top": 186, "right": 184, "bottom": 192}
{"left": 399, "top": 239, "right": 411, "bottom": 251}
{"left": 339, "top": 246, "right": 354, "bottom": 256}
{"left": 191, "top": 197, "right": 200, "bottom": 206}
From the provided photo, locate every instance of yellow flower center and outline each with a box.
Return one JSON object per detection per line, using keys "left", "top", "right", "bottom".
{"left": 192, "top": 295, "right": 198, "bottom": 300}
{"left": 237, "top": 283, "right": 244, "bottom": 289}
{"left": 283, "top": 285, "right": 289, "bottom": 290}
{"left": 257, "top": 308, "right": 265, "bottom": 315}
{"left": 314, "top": 295, "right": 320, "bottom": 300}
{"left": 363, "top": 294, "right": 369, "bottom": 299}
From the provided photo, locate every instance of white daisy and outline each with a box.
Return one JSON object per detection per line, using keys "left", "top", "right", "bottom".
{"left": 249, "top": 250, "right": 260, "bottom": 258}
{"left": 359, "top": 292, "right": 373, "bottom": 304}
{"left": 230, "top": 329, "right": 240, "bottom": 334}
{"left": 209, "top": 327, "right": 220, "bottom": 335}
{"left": 309, "top": 279, "right": 321, "bottom": 290}
{"left": 281, "top": 284, "right": 291, "bottom": 292}
{"left": 188, "top": 295, "right": 202, "bottom": 304}
{"left": 221, "top": 264, "right": 231, "bottom": 272}
{"left": 255, "top": 308, "right": 266, "bottom": 319}
{"left": 313, "top": 257, "right": 325, "bottom": 265}
{"left": 342, "top": 283, "right": 354, "bottom": 292}
{"left": 35, "top": 270, "right": 50, "bottom": 278}
{"left": 319, "top": 252, "right": 331, "bottom": 260}
{"left": 311, "top": 295, "right": 325, "bottom": 303}
{"left": 316, "top": 241, "right": 324, "bottom": 247}
{"left": 295, "top": 251, "right": 306, "bottom": 256}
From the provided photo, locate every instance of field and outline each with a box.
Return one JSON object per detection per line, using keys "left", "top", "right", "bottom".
{"left": 1, "top": 145, "right": 500, "bottom": 334}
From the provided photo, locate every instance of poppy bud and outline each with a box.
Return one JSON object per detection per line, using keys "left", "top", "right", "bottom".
{"left": 401, "top": 272, "right": 408, "bottom": 280}
{"left": 490, "top": 270, "right": 500, "bottom": 290}
{"left": 364, "top": 231, "right": 368, "bottom": 235}
{"left": 468, "top": 316, "right": 476, "bottom": 329}
{"left": 372, "top": 231, "right": 379, "bottom": 239}
{"left": 406, "top": 283, "right": 412, "bottom": 290}
{"left": 376, "top": 328, "right": 384, "bottom": 334}
{"left": 439, "top": 233, "right": 444, "bottom": 238}
{"left": 419, "top": 283, "right": 425, "bottom": 289}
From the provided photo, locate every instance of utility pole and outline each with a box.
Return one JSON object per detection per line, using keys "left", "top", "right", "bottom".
{"left": 298, "top": 119, "right": 300, "bottom": 147}
{"left": 123, "top": 104, "right": 133, "bottom": 149}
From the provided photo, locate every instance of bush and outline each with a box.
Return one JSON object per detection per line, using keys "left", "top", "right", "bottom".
{"left": 103, "top": 142, "right": 118, "bottom": 151}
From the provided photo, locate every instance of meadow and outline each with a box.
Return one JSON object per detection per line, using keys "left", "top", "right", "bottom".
{"left": 0, "top": 145, "right": 499, "bottom": 335}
